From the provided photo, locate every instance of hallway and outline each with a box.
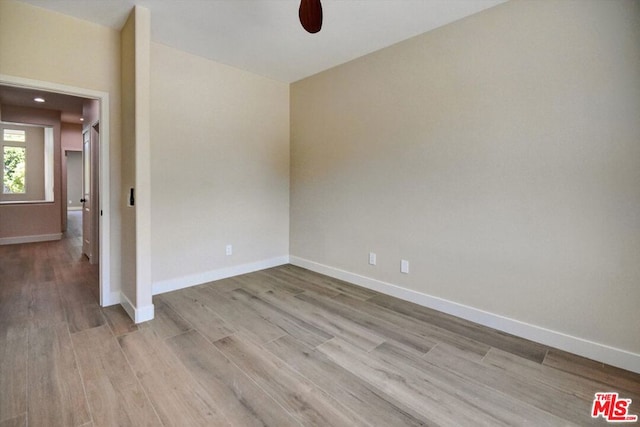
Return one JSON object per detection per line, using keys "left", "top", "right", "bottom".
{"left": 0, "top": 212, "right": 135, "bottom": 426}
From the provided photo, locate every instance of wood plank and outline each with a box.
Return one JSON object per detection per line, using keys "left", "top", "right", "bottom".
{"left": 26, "top": 259, "right": 56, "bottom": 283}
{"left": 368, "top": 293, "right": 549, "bottom": 362}
{"left": 296, "top": 292, "right": 436, "bottom": 354}
{"left": 118, "top": 328, "right": 232, "bottom": 426}
{"left": 146, "top": 297, "right": 192, "bottom": 339}
{"left": 317, "top": 338, "right": 506, "bottom": 426}
{"left": 265, "top": 335, "right": 432, "bottom": 427}
{"left": 0, "top": 414, "right": 26, "bottom": 427}
{"left": 258, "top": 267, "right": 341, "bottom": 297}
{"left": 371, "top": 341, "right": 575, "bottom": 426}
{"left": 204, "top": 271, "right": 287, "bottom": 296}
{"left": 483, "top": 348, "right": 640, "bottom": 404}
{"left": 166, "top": 330, "right": 300, "bottom": 427}
{"left": 71, "top": 325, "right": 161, "bottom": 427}
{"left": 102, "top": 305, "right": 138, "bottom": 337}
{"left": 214, "top": 334, "right": 369, "bottom": 426}
{"left": 28, "top": 288, "right": 66, "bottom": 329}
{"left": 258, "top": 288, "right": 385, "bottom": 351}
{"left": 0, "top": 326, "right": 27, "bottom": 422}
{"left": 64, "top": 302, "right": 105, "bottom": 334}
{"left": 202, "top": 276, "right": 245, "bottom": 293}
{"left": 191, "top": 286, "right": 287, "bottom": 344}
{"left": 281, "top": 264, "right": 378, "bottom": 300}
{"left": 0, "top": 286, "right": 30, "bottom": 329}
{"left": 160, "top": 288, "right": 235, "bottom": 344}
{"left": 27, "top": 323, "right": 91, "bottom": 427}
{"left": 236, "top": 269, "right": 310, "bottom": 295}
{"left": 543, "top": 349, "right": 640, "bottom": 395}
{"left": 228, "top": 288, "right": 332, "bottom": 348}
{"left": 425, "top": 343, "right": 600, "bottom": 425}
{"left": 334, "top": 292, "right": 490, "bottom": 360}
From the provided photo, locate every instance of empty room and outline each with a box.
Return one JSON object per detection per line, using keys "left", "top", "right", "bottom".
{"left": 0, "top": 0, "right": 639, "bottom": 425}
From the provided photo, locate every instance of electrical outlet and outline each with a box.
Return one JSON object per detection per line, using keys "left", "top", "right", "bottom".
{"left": 225, "top": 244, "right": 233, "bottom": 256}
{"left": 401, "top": 259, "right": 409, "bottom": 274}
{"left": 368, "top": 252, "right": 376, "bottom": 265}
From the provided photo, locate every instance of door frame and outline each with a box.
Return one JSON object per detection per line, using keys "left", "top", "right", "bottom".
{"left": 1, "top": 74, "right": 113, "bottom": 307}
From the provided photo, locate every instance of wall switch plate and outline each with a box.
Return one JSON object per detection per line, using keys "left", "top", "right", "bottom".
{"left": 401, "top": 259, "right": 409, "bottom": 274}
{"left": 225, "top": 244, "right": 233, "bottom": 256}
{"left": 369, "top": 252, "right": 376, "bottom": 265}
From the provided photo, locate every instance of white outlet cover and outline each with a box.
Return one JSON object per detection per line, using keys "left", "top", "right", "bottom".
{"left": 369, "top": 252, "right": 376, "bottom": 265}
{"left": 401, "top": 259, "right": 409, "bottom": 274}
{"left": 225, "top": 245, "right": 233, "bottom": 255}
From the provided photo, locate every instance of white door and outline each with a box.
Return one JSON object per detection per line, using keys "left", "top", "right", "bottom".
{"left": 82, "top": 130, "right": 92, "bottom": 260}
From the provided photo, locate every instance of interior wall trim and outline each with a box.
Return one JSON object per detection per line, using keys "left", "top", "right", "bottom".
{"left": 120, "top": 291, "right": 154, "bottom": 324}
{"left": 104, "top": 291, "right": 122, "bottom": 307}
{"left": 290, "top": 256, "right": 640, "bottom": 374}
{"left": 0, "top": 233, "right": 62, "bottom": 245}
{"left": 152, "top": 255, "right": 290, "bottom": 296}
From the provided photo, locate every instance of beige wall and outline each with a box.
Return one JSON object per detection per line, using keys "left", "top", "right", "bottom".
{"left": 150, "top": 43, "right": 290, "bottom": 287}
{"left": 291, "top": 0, "right": 640, "bottom": 357}
{"left": 0, "top": 0, "right": 123, "bottom": 292}
{"left": 120, "top": 6, "right": 152, "bottom": 317}
{"left": 120, "top": 8, "right": 138, "bottom": 308}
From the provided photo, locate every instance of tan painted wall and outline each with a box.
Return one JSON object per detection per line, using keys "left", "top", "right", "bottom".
{"left": 61, "top": 123, "right": 82, "bottom": 151}
{"left": 0, "top": 106, "right": 61, "bottom": 239}
{"left": 120, "top": 5, "right": 152, "bottom": 315}
{"left": 0, "top": 0, "right": 123, "bottom": 292}
{"left": 120, "top": 8, "right": 137, "bottom": 307}
{"left": 150, "top": 43, "right": 290, "bottom": 285}
{"left": 290, "top": 0, "right": 640, "bottom": 355}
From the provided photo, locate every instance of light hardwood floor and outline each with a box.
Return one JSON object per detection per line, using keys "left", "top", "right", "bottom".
{"left": 1, "top": 212, "right": 639, "bottom": 426}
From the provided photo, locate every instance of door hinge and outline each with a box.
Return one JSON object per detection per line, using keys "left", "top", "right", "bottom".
{"left": 100, "top": 210, "right": 103, "bottom": 216}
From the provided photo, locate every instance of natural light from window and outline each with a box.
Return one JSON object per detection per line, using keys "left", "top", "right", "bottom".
{"left": 3, "top": 129, "right": 27, "bottom": 194}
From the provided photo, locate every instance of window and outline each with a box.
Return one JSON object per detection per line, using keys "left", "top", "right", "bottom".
{"left": 3, "top": 145, "right": 26, "bottom": 193}
{"left": 3, "top": 129, "right": 27, "bottom": 194}
{"left": 0, "top": 124, "right": 53, "bottom": 203}
{"left": 3, "top": 128, "right": 26, "bottom": 142}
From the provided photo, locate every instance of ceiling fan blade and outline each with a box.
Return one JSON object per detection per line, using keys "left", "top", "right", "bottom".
{"left": 299, "top": 0, "right": 323, "bottom": 33}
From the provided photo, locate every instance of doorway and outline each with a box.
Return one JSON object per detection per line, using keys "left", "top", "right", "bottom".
{"left": 0, "top": 73, "right": 112, "bottom": 307}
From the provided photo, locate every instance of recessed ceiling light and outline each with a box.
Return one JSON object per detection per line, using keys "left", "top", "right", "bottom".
{"left": 34, "top": 97, "right": 45, "bottom": 103}
{"left": 80, "top": 118, "right": 84, "bottom": 122}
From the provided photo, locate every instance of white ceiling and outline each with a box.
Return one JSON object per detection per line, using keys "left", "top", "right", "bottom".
{"left": 17, "top": 0, "right": 506, "bottom": 83}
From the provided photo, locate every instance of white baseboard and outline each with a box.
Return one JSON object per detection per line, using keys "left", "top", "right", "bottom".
{"left": 152, "top": 255, "right": 290, "bottom": 296}
{"left": 120, "top": 292, "right": 155, "bottom": 324}
{"left": 290, "top": 256, "right": 640, "bottom": 374}
{"left": 0, "top": 233, "right": 62, "bottom": 245}
{"left": 101, "top": 291, "right": 122, "bottom": 307}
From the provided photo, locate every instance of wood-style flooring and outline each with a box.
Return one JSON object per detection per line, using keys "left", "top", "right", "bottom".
{"left": 1, "top": 212, "right": 639, "bottom": 426}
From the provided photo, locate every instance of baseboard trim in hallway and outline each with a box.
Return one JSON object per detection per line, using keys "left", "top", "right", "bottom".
{"left": 0, "top": 233, "right": 62, "bottom": 245}
{"left": 289, "top": 256, "right": 640, "bottom": 375}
